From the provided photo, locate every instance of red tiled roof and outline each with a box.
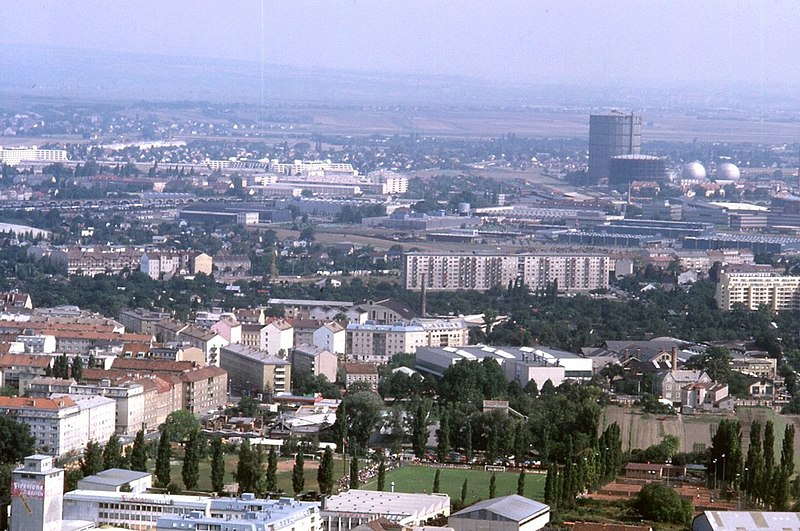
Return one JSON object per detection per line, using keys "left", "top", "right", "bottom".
{"left": 0, "top": 396, "right": 76, "bottom": 409}
{"left": 112, "top": 358, "right": 197, "bottom": 373}
{"left": 0, "top": 354, "right": 52, "bottom": 368}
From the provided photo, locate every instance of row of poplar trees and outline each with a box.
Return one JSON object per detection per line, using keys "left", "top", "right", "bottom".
{"left": 233, "top": 439, "right": 337, "bottom": 496}
{"left": 715, "top": 418, "right": 800, "bottom": 510}
{"left": 543, "top": 422, "right": 624, "bottom": 511}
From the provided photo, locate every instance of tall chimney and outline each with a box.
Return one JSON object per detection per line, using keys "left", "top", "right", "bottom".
{"left": 671, "top": 346, "right": 678, "bottom": 371}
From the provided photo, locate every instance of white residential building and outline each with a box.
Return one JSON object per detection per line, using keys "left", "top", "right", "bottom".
{"left": 0, "top": 146, "right": 67, "bottom": 166}
{"left": 0, "top": 395, "right": 115, "bottom": 456}
{"left": 715, "top": 265, "right": 800, "bottom": 311}
{"left": 313, "top": 322, "right": 346, "bottom": 355}
{"left": 404, "top": 252, "right": 611, "bottom": 293}
{"left": 265, "top": 320, "right": 294, "bottom": 357}
{"left": 346, "top": 322, "right": 427, "bottom": 363}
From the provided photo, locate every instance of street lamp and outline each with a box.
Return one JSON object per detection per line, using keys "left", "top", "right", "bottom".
{"left": 721, "top": 454, "right": 726, "bottom": 492}
{"left": 712, "top": 459, "right": 718, "bottom": 492}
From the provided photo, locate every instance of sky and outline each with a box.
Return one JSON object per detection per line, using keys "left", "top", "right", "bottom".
{"left": 3, "top": 0, "right": 800, "bottom": 88}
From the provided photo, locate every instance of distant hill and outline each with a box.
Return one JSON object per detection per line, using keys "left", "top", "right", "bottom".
{"left": 0, "top": 43, "right": 562, "bottom": 106}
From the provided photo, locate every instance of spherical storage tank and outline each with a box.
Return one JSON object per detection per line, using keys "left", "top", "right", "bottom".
{"left": 716, "top": 162, "right": 740, "bottom": 181}
{"left": 682, "top": 161, "right": 706, "bottom": 180}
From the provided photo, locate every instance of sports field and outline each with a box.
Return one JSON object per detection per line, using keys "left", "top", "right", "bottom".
{"left": 361, "top": 465, "right": 546, "bottom": 505}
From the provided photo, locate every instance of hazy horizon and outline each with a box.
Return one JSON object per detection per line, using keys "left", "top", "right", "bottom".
{"left": 3, "top": 1, "right": 800, "bottom": 87}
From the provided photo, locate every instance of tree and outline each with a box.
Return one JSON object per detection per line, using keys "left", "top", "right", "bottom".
{"left": 236, "top": 396, "right": 261, "bottom": 417}
{"left": 102, "top": 434, "right": 124, "bottom": 470}
{"left": 633, "top": 483, "right": 691, "bottom": 525}
{"left": 162, "top": 410, "right": 201, "bottom": 443}
{"left": 81, "top": 440, "right": 103, "bottom": 477}
{"left": 155, "top": 429, "right": 172, "bottom": 488}
{"left": 762, "top": 420, "right": 776, "bottom": 505}
{"left": 299, "top": 225, "right": 316, "bottom": 243}
{"left": 489, "top": 473, "right": 497, "bottom": 498}
{"left": 743, "top": 421, "right": 764, "bottom": 499}
{"left": 377, "top": 458, "right": 386, "bottom": 491}
{"left": 517, "top": 470, "right": 526, "bottom": 496}
{"left": 436, "top": 410, "right": 450, "bottom": 463}
{"left": 349, "top": 455, "right": 360, "bottom": 490}
{"left": 252, "top": 445, "right": 267, "bottom": 497}
{"left": 211, "top": 438, "right": 225, "bottom": 494}
{"left": 685, "top": 347, "right": 732, "bottom": 383}
{"left": 56, "top": 353, "right": 70, "bottom": 379}
{"left": 318, "top": 447, "right": 334, "bottom": 495}
{"left": 236, "top": 439, "right": 256, "bottom": 494}
{"left": 460, "top": 478, "right": 468, "bottom": 505}
{"left": 544, "top": 465, "right": 556, "bottom": 505}
{"left": 433, "top": 469, "right": 441, "bottom": 493}
{"left": 0, "top": 416, "right": 33, "bottom": 464}
{"left": 266, "top": 447, "right": 278, "bottom": 493}
{"left": 292, "top": 452, "right": 305, "bottom": 494}
{"left": 709, "top": 418, "right": 742, "bottom": 489}
{"left": 333, "top": 399, "right": 348, "bottom": 451}
{"left": 182, "top": 429, "right": 201, "bottom": 491}
{"left": 412, "top": 402, "right": 429, "bottom": 458}
{"left": 130, "top": 430, "right": 148, "bottom": 472}
{"left": 464, "top": 422, "right": 473, "bottom": 460}
{"left": 71, "top": 355, "right": 83, "bottom": 382}
{"left": 341, "top": 391, "right": 382, "bottom": 453}
{"left": 780, "top": 424, "right": 795, "bottom": 477}
{"left": 514, "top": 421, "right": 528, "bottom": 467}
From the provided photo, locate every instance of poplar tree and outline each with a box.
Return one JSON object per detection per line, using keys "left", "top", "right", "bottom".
{"left": 762, "top": 420, "right": 776, "bottom": 505}
{"left": 433, "top": 469, "right": 441, "bottom": 493}
{"left": 130, "top": 429, "right": 148, "bottom": 472}
{"left": 71, "top": 356, "right": 83, "bottom": 382}
{"left": 435, "top": 410, "right": 450, "bottom": 463}
{"left": 377, "top": 458, "right": 386, "bottom": 491}
{"left": 464, "top": 423, "right": 473, "bottom": 460}
{"left": 489, "top": 473, "right": 497, "bottom": 498}
{"left": 460, "top": 478, "right": 468, "bottom": 505}
{"left": 253, "top": 445, "right": 267, "bottom": 497}
{"left": 544, "top": 465, "right": 555, "bottom": 505}
{"left": 210, "top": 438, "right": 225, "bottom": 494}
{"left": 235, "top": 438, "right": 255, "bottom": 494}
{"left": 81, "top": 440, "right": 103, "bottom": 477}
{"left": 349, "top": 455, "right": 359, "bottom": 490}
{"left": 318, "top": 447, "right": 334, "bottom": 495}
{"left": 155, "top": 428, "right": 172, "bottom": 488}
{"left": 518, "top": 470, "right": 526, "bottom": 496}
{"left": 412, "top": 402, "right": 429, "bottom": 458}
{"left": 266, "top": 447, "right": 278, "bottom": 492}
{"left": 182, "top": 429, "right": 201, "bottom": 491}
{"left": 292, "top": 452, "right": 305, "bottom": 494}
{"left": 102, "top": 434, "right": 124, "bottom": 470}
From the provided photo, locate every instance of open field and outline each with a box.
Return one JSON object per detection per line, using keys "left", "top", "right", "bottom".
{"left": 360, "top": 465, "right": 545, "bottom": 506}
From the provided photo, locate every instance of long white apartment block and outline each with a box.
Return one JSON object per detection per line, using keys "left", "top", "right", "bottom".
{"left": 0, "top": 395, "right": 115, "bottom": 456}
{"left": 404, "top": 252, "right": 610, "bottom": 293}
{"left": 715, "top": 265, "right": 800, "bottom": 311}
{"left": 0, "top": 146, "right": 67, "bottom": 166}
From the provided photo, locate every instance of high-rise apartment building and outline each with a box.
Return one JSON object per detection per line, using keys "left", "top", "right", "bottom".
{"left": 588, "top": 112, "right": 641, "bottom": 182}
{"left": 404, "top": 252, "right": 610, "bottom": 293}
{"left": 715, "top": 265, "right": 800, "bottom": 311}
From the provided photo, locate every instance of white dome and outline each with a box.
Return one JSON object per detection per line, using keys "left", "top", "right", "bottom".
{"left": 717, "top": 162, "right": 740, "bottom": 181}
{"left": 682, "top": 161, "right": 706, "bottom": 180}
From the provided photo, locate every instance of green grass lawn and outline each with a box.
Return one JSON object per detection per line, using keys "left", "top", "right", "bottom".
{"left": 361, "top": 465, "right": 545, "bottom": 506}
